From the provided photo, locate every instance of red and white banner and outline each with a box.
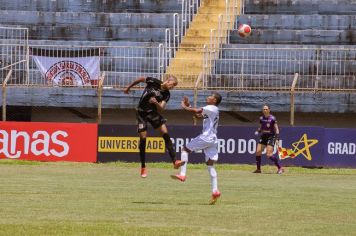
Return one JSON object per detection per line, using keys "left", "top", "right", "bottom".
{"left": 0, "top": 121, "right": 97, "bottom": 162}
{"left": 33, "top": 56, "right": 100, "bottom": 86}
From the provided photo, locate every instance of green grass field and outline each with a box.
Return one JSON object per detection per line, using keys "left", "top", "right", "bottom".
{"left": 1, "top": 160, "right": 356, "bottom": 236}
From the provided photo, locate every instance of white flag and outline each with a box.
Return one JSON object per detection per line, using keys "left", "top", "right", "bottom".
{"left": 33, "top": 56, "right": 100, "bottom": 86}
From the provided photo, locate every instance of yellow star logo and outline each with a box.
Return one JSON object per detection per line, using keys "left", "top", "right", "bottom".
{"left": 291, "top": 134, "right": 319, "bottom": 161}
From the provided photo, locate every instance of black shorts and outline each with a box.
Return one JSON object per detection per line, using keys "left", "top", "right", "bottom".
{"left": 136, "top": 111, "right": 166, "bottom": 133}
{"left": 259, "top": 133, "right": 277, "bottom": 147}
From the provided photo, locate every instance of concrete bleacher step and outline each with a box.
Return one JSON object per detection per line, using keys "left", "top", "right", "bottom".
{"left": 206, "top": 74, "right": 355, "bottom": 90}
{"left": 28, "top": 40, "right": 161, "bottom": 47}
{"left": 0, "top": 0, "right": 182, "bottom": 13}
{"left": 26, "top": 58, "right": 160, "bottom": 73}
{"left": 220, "top": 44, "right": 356, "bottom": 58}
{"left": 230, "top": 29, "right": 356, "bottom": 45}
{"left": 244, "top": 0, "right": 356, "bottom": 15}
{"left": 165, "top": 0, "right": 240, "bottom": 88}
{"left": 206, "top": 74, "right": 297, "bottom": 89}
{"left": 215, "top": 43, "right": 356, "bottom": 75}
{"left": 236, "top": 14, "right": 356, "bottom": 30}
{"left": 26, "top": 70, "right": 161, "bottom": 86}
{"left": 0, "top": 11, "right": 177, "bottom": 29}
{"left": 198, "top": 7, "right": 226, "bottom": 15}
{"left": 23, "top": 69, "right": 354, "bottom": 90}
{"left": 0, "top": 10, "right": 177, "bottom": 42}
{"left": 26, "top": 26, "right": 168, "bottom": 41}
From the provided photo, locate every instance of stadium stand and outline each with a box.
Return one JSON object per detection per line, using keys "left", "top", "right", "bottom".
{"left": 0, "top": 0, "right": 355, "bottom": 121}
{"left": 0, "top": 0, "right": 182, "bottom": 13}
{"left": 0, "top": 0, "right": 188, "bottom": 88}
{"left": 212, "top": 0, "right": 356, "bottom": 91}
{"left": 231, "top": 14, "right": 356, "bottom": 44}
{"left": 0, "top": 0, "right": 182, "bottom": 41}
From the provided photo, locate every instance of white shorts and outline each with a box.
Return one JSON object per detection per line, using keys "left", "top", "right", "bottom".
{"left": 186, "top": 136, "right": 218, "bottom": 162}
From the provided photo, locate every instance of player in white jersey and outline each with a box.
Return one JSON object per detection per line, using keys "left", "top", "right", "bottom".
{"left": 171, "top": 92, "right": 222, "bottom": 205}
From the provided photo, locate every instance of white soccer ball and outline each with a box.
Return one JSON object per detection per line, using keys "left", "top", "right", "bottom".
{"left": 237, "top": 24, "right": 252, "bottom": 38}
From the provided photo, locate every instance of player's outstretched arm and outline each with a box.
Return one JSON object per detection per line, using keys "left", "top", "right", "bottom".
{"left": 274, "top": 123, "right": 280, "bottom": 139}
{"left": 181, "top": 97, "right": 203, "bottom": 114}
{"left": 124, "top": 77, "right": 146, "bottom": 94}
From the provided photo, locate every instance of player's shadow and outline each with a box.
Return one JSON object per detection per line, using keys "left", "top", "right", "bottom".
{"left": 177, "top": 202, "right": 191, "bottom": 206}
{"left": 132, "top": 201, "right": 165, "bottom": 205}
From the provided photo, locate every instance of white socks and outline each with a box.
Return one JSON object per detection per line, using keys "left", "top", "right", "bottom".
{"left": 180, "top": 151, "right": 188, "bottom": 176}
{"left": 179, "top": 151, "right": 218, "bottom": 194}
{"left": 207, "top": 166, "right": 218, "bottom": 193}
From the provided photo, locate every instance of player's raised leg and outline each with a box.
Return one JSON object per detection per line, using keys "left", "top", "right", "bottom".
{"left": 171, "top": 146, "right": 190, "bottom": 182}
{"left": 158, "top": 124, "right": 185, "bottom": 169}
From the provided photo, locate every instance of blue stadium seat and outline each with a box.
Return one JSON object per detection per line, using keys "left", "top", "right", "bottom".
{"left": 230, "top": 29, "right": 355, "bottom": 45}
{"left": 216, "top": 44, "right": 356, "bottom": 75}
{"left": 0, "top": 1, "right": 181, "bottom": 42}
{"left": 0, "top": 0, "right": 182, "bottom": 13}
{"left": 0, "top": 11, "right": 177, "bottom": 29}
{"left": 236, "top": 14, "right": 356, "bottom": 30}
{"left": 232, "top": 14, "right": 356, "bottom": 45}
{"left": 27, "top": 25, "right": 168, "bottom": 41}
{"left": 244, "top": 0, "right": 356, "bottom": 15}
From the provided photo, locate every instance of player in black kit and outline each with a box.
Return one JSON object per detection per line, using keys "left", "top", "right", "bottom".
{"left": 124, "top": 75, "right": 185, "bottom": 178}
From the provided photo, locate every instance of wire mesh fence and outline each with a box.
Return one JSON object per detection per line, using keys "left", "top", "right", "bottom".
{"left": 0, "top": 26, "right": 29, "bottom": 85}
{"left": 210, "top": 46, "right": 356, "bottom": 91}
{"left": 0, "top": 35, "right": 355, "bottom": 91}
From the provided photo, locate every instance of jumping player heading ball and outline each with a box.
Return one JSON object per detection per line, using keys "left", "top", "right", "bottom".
{"left": 124, "top": 75, "right": 185, "bottom": 178}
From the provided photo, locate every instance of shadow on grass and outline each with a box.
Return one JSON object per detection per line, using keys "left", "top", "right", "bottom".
{"left": 132, "top": 201, "right": 165, "bottom": 205}
{"left": 177, "top": 202, "right": 191, "bottom": 206}
{"left": 0, "top": 160, "right": 41, "bottom": 166}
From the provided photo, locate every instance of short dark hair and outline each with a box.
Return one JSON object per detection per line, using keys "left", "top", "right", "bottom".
{"left": 263, "top": 104, "right": 270, "bottom": 110}
{"left": 212, "top": 92, "right": 222, "bottom": 106}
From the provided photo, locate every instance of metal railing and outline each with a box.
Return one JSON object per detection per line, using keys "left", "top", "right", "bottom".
{"left": 181, "top": 0, "right": 201, "bottom": 39}
{"left": 2, "top": 44, "right": 164, "bottom": 88}
{"left": 163, "top": 0, "right": 201, "bottom": 79}
{"left": 0, "top": 26, "right": 29, "bottom": 85}
{"left": 1, "top": 43, "right": 355, "bottom": 92}
{"left": 0, "top": 25, "right": 354, "bottom": 92}
{"left": 207, "top": 46, "right": 356, "bottom": 91}
{"left": 205, "top": 0, "right": 243, "bottom": 86}
{"left": 2, "top": 69, "right": 12, "bottom": 121}
{"left": 226, "top": 0, "right": 244, "bottom": 44}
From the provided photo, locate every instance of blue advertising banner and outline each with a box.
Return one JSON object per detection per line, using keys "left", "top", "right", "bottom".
{"left": 324, "top": 128, "right": 356, "bottom": 168}
{"left": 277, "top": 127, "right": 324, "bottom": 167}
{"left": 97, "top": 125, "right": 355, "bottom": 168}
{"left": 97, "top": 125, "right": 329, "bottom": 167}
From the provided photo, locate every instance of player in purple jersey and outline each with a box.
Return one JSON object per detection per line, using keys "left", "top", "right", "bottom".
{"left": 253, "top": 105, "right": 283, "bottom": 174}
{"left": 124, "top": 75, "right": 185, "bottom": 178}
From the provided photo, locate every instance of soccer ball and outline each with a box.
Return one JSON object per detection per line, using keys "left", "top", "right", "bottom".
{"left": 237, "top": 24, "right": 252, "bottom": 38}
